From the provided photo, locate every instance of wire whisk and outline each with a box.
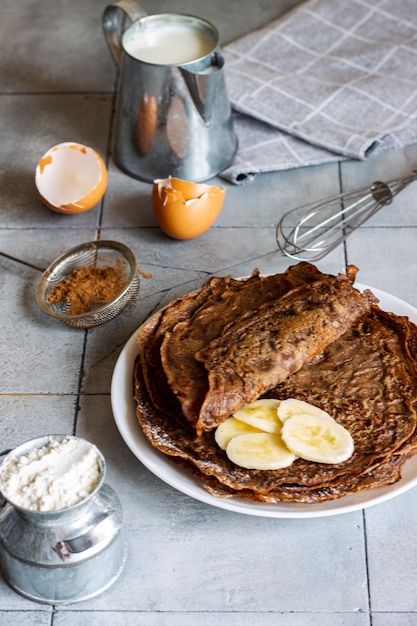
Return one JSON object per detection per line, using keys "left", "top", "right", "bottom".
{"left": 276, "top": 171, "right": 417, "bottom": 262}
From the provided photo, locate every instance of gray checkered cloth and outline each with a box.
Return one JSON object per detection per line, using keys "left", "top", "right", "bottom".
{"left": 221, "top": 0, "right": 417, "bottom": 183}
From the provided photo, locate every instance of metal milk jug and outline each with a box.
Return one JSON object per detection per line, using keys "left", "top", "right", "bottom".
{"left": 102, "top": 1, "right": 237, "bottom": 182}
{"left": 0, "top": 435, "right": 126, "bottom": 605}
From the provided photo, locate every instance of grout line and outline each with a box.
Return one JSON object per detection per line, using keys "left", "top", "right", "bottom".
{"left": 363, "top": 508, "right": 373, "bottom": 626}
{"left": 0, "top": 91, "right": 115, "bottom": 96}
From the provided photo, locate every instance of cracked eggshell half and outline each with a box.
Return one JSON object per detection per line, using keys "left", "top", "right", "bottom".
{"left": 152, "top": 176, "right": 226, "bottom": 240}
{"left": 35, "top": 142, "right": 108, "bottom": 214}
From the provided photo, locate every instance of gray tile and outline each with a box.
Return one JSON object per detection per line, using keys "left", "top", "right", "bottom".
{"left": 53, "top": 611, "right": 371, "bottom": 626}
{"left": 221, "top": 161, "right": 343, "bottom": 228}
{"left": 340, "top": 144, "right": 417, "bottom": 228}
{"left": 0, "top": 94, "right": 112, "bottom": 228}
{"left": 345, "top": 227, "right": 417, "bottom": 308}
{"left": 373, "top": 616, "right": 417, "bottom": 626}
{"left": 0, "top": 395, "right": 77, "bottom": 453}
{"left": 0, "top": 612, "right": 52, "bottom": 625}
{"left": 365, "top": 489, "right": 417, "bottom": 612}
{"left": 99, "top": 224, "right": 340, "bottom": 279}
{"left": 0, "top": 230, "right": 90, "bottom": 393}
{"left": 101, "top": 163, "right": 156, "bottom": 229}
{"left": 72, "top": 508, "right": 369, "bottom": 612}
{"left": 0, "top": 0, "right": 115, "bottom": 93}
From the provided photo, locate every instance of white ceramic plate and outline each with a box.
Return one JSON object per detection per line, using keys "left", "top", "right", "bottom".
{"left": 111, "top": 284, "right": 417, "bottom": 518}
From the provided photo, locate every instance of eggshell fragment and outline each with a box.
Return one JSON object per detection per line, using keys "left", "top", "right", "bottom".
{"left": 152, "top": 176, "right": 226, "bottom": 240}
{"left": 35, "top": 142, "right": 108, "bottom": 214}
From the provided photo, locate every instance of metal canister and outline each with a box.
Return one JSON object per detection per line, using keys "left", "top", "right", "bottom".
{"left": 0, "top": 435, "right": 127, "bottom": 604}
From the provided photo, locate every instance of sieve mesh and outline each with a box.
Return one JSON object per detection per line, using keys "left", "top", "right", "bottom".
{"left": 36, "top": 241, "right": 139, "bottom": 328}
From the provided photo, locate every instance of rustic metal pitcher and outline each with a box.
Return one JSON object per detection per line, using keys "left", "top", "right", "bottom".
{"left": 102, "top": 1, "right": 237, "bottom": 182}
{"left": 0, "top": 435, "right": 126, "bottom": 605}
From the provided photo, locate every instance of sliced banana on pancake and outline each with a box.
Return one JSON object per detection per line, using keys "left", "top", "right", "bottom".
{"left": 225, "top": 432, "right": 297, "bottom": 470}
{"left": 281, "top": 414, "right": 354, "bottom": 464}
{"left": 277, "top": 398, "right": 333, "bottom": 423}
{"left": 232, "top": 399, "right": 281, "bottom": 433}
{"left": 215, "top": 397, "right": 354, "bottom": 469}
{"left": 214, "top": 417, "right": 262, "bottom": 450}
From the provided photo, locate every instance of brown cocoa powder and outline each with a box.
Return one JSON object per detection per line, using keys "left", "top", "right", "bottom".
{"left": 47, "top": 265, "right": 127, "bottom": 315}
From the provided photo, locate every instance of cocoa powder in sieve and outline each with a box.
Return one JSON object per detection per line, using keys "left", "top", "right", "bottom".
{"left": 47, "top": 265, "right": 127, "bottom": 315}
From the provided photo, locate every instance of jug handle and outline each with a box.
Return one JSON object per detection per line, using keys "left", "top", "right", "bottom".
{"left": 102, "top": 0, "right": 147, "bottom": 68}
{"left": 54, "top": 510, "right": 121, "bottom": 560}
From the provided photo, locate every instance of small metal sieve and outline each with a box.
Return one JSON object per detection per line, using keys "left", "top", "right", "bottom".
{"left": 34, "top": 240, "right": 140, "bottom": 328}
{"left": 0, "top": 240, "right": 139, "bottom": 328}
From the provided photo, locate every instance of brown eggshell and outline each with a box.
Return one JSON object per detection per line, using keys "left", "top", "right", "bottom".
{"left": 35, "top": 142, "right": 107, "bottom": 214}
{"left": 152, "top": 177, "right": 226, "bottom": 240}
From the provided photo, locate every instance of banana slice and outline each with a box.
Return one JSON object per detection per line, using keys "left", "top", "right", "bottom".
{"left": 232, "top": 399, "right": 281, "bottom": 433}
{"left": 225, "top": 432, "right": 297, "bottom": 470}
{"left": 214, "top": 417, "right": 262, "bottom": 450}
{"left": 281, "top": 414, "right": 354, "bottom": 464}
{"left": 277, "top": 398, "right": 332, "bottom": 423}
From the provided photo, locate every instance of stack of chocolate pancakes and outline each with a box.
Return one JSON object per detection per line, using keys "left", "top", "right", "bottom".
{"left": 133, "top": 263, "right": 417, "bottom": 503}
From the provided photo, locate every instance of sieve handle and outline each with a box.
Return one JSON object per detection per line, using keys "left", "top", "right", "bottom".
{"left": 0, "top": 251, "right": 44, "bottom": 272}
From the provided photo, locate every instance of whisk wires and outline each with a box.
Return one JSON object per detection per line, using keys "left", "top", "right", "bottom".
{"left": 276, "top": 171, "right": 417, "bottom": 262}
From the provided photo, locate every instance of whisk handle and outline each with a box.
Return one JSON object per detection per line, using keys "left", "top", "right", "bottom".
{"left": 371, "top": 181, "right": 393, "bottom": 205}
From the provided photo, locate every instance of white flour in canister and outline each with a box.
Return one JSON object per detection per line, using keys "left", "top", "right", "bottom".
{"left": 0, "top": 437, "right": 102, "bottom": 511}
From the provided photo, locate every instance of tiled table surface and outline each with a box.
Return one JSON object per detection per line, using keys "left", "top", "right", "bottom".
{"left": 2, "top": 0, "right": 417, "bottom": 624}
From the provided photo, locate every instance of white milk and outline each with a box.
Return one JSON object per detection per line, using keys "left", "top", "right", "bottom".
{"left": 125, "top": 23, "right": 214, "bottom": 65}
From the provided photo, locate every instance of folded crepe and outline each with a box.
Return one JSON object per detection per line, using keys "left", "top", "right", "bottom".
{"left": 193, "top": 274, "right": 375, "bottom": 431}
{"left": 161, "top": 268, "right": 375, "bottom": 433}
{"left": 141, "top": 263, "right": 326, "bottom": 421}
